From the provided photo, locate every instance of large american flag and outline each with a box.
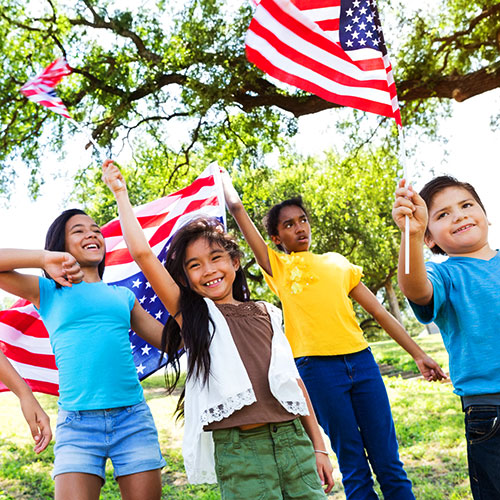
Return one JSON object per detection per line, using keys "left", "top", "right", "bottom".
{"left": 245, "top": 0, "right": 401, "bottom": 125}
{"left": 0, "top": 165, "right": 225, "bottom": 396}
{"left": 20, "top": 58, "right": 72, "bottom": 119}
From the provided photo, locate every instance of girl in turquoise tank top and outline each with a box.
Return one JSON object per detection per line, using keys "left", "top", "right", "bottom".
{"left": 0, "top": 209, "right": 166, "bottom": 500}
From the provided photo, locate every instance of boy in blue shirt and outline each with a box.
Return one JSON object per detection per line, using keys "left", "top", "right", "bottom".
{"left": 392, "top": 175, "right": 500, "bottom": 500}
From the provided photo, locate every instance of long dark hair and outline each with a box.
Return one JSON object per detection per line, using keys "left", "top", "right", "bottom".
{"left": 44, "top": 209, "right": 106, "bottom": 285}
{"left": 263, "top": 196, "right": 309, "bottom": 251}
{"left": 420, "top": 176, "right": 486, "bottom": 255}
{"left": 162, "top": 217, "right": 250, "bottom": 417}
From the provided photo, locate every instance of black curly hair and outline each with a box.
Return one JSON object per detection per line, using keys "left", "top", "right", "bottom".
{"left": 262, "top": 197, "right": 309, "bottom": 252}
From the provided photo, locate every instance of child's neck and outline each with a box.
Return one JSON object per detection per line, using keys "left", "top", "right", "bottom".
{"left": 81, "top": 266, "right": 102, "bottom": 283}
{"left": 448, "top": 243, "right": 496, "bottom": 260}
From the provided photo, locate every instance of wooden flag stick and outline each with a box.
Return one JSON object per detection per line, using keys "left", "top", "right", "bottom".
{"left": 398, "top": 125, "right": 410, "bottom": 274}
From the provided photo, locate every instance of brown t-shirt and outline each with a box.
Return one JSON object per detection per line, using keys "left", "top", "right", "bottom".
{"left": 204, "top": 301, "right": 295, "bottom": 430}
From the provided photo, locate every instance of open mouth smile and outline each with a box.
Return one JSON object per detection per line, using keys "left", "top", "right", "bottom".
{"left": 453, "top": 224, "right": 474, "bottom": 234}
{"left": 83, "top": 243, "right": 100, "bottom": 250}
{"left": 204, "top": 278, "right": 223, "bottom": 287}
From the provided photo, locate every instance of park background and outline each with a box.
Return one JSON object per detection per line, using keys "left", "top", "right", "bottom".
{"left": 1, "top": 0, "right": 499, "bottom": 498}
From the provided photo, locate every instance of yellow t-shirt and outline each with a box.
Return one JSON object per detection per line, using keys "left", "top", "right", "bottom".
{"left": 263, "top": 246, "right": 369, "bottom": 357}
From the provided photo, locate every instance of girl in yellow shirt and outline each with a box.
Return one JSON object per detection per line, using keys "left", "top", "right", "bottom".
{"left": 222, "top": 170, "right": 446, "bottom": 500}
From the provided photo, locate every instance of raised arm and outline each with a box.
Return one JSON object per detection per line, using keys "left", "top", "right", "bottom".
{"left": 0, "top": 249, "right": 82, "bottom": 308}
{"left": 102, "top": 160, "right": 181, "bottom": 322}
{"left": 220, "top": 168, "right": 273, "bottom": 276}
{"left": 0, "top": 351, "right": 52, "bottom": 453}
{"left": 349, "top": 282, "right": 447, "bottom": 381}
{"left": 392, "top": 180, "right": 433, "bottom": 305}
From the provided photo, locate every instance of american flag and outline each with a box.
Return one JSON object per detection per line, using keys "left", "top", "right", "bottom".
{"left": 20, "top": 58, "right": 72, "bottom": 119}
{"left": 245, "top": 0, "right": 401, "bottom": 125}
{"left": 0, "top": 165, "right": 225, "bottom": 396}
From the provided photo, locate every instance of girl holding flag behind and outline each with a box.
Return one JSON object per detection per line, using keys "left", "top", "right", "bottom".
{"left": 102, "top": 159, "right": 334, "bottom": 499}
{"left": 0, "top": 350, "right": 52, "bottom": 453}
{"left": 220, "top": 170, "right": 447, "bottom": 500}
{"left": 0, "top": 209, "right": 166, "bottom": 500}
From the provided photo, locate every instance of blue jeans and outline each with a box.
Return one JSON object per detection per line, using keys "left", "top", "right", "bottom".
{"left": 296, "top": 348, "right": 414, "bottom": 500}
{"left": 464, "top": 405, "right": 500, "bottom": 500}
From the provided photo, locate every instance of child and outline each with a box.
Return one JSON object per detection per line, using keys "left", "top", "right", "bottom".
{"left": 0, "top": 209, "right": 166, "bottom": 500}
{"left": 392, "top": 176, "right": 500, "bottom": 500}
{"left": 0, "top": 350, "right": 52, "bottom": 453}
{"left": 102, "top": 159, "right": 335, "bottom": 499}
{"left": 221, "top": 170, "right": 447, "bottom": 500}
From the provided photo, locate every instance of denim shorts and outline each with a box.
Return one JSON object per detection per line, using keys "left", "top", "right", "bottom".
{"left": 53, "top": 400, "right": 166, "bottom": 480}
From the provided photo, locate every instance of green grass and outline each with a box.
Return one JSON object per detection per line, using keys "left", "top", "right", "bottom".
{"left": 0, "top": 335, "right": 471, "bottom": 499}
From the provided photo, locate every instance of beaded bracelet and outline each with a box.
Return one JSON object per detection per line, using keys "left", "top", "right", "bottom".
{"left": 314, "top": 449, "right": 329, "bottom": 455}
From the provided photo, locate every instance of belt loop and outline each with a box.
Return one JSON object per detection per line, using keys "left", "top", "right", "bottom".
{"left": 231, "top": 427, "right": 241, "bottom": 449}
{"left": 75, "top": 411, "right": 82, "bottom": 421}
{"left": 292, "top": 418, "right": 302, "bottom": 436}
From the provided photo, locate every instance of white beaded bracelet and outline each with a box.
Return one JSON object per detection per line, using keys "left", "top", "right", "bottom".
{"left": 314, "top": 449, "right": 329, "bottom": 455}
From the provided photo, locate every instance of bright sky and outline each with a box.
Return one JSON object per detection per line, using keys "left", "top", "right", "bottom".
{"left": 1, "top": 90, "right": 499, "bottom": 301}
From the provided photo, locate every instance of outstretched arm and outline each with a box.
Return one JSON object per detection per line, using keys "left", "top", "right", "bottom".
{"left": 297, "top": 378, "right": 334, "bottom": 494}
{"left": 350, "top": 282, "right": 447, "bottom": 381}
{"left": 392, "top": 180, "right": 433, "bottom": 305}
{"left": 0, "top": 249, "right": 83, "bottom": 308}
{"left": 220, "top": 168, "right": 273, "bottom": 276}
{"left": 0, "top": 351, "right": 52, "bottom": 453}
{"left": 102, "top": 160, "right": 181, "bottom": 324}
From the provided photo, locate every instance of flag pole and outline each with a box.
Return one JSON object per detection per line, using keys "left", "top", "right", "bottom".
{"left": 398, "top": 125, "right": 410, "bottom": 274}
{"left": 68, "top": 119, "right": 106, "bottom": 159}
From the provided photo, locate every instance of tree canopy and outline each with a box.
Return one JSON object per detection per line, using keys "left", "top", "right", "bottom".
{"left": 0, "top": 0, "right": 499, "bottom": 195}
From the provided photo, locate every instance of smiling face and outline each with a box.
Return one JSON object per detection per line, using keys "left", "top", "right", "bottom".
{"left": 425, "top": 186, "right": 490, "bottom": 257}
{"left": 64, "top": 214, "right": 106, "bottom": 268}
{"left": 271, "top": 205, "right": 311, "bottom": 254}
{"left": 183, "top": 237, "right": 240, "bottom": 304}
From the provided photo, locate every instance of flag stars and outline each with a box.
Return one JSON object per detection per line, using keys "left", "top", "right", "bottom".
{"left": 366, "top": 14, "right": 373, "bottom": 22}
{"left": 346, "top": 8, "right": 353, "bottom": 16}
{"left": 353, "top": 0, "right": 360, "bottom": 7}
{"left": 345, "top": 24, "right": 353, "bottom": 32}
{"left": 155, "top": 310, "right": 163, "bottom": 320}
{"left": 352, "top": 31, "right": 360, "bottom": 39}
{"left": 359, "top": 21, "right": 366, "bottom": 30}
{"left": 130, "top": 343, "right": 136, "bottom": 351}
{"left": 132, "top": 278, "right": 142, "bottom": 288}
{"left": 146, "top": 282, "right": 152, "bottom": 289}
{"left": 141, "top": 345, "right": 152, "bottom": 356}
{"left": 353, "top": 15, "right": 360, "bottom": 23}
{"left": 136, "top": 364, "right": 146, "bottom": 375}
{"left": 359, "top": 38, "right": 366, "bottom": 46}
{"left": 359, "top": 6, "right": 367, "bottom": 15}
{"left": 150, "top": 295, "right": 158, "bottom": 303}
{"left": 139, "top": 296, "right": 147, "bottom": 304}
{"left": 345, "top": 39, "right": 354, "bottom": 47}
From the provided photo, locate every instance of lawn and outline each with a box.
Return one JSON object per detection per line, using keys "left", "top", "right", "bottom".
{"left": 0, "top": 335, "right": 472, "bottom": 499}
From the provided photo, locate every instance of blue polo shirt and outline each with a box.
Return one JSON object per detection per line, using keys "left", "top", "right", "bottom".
{"left": 410, "top": 252, "right": 500, "bottom": 396}
{"left": 37, "top": 277, "right": 143, "bottom": 410}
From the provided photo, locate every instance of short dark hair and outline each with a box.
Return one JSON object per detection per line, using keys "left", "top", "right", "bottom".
{"left": 420, "top": 176, "right": 486, "bottom": 255}
{"left": 45, "top": 209, "right": 105, "bottom": 283}
{"left": 263, "top": 197, "right": 309, "bottom": 251}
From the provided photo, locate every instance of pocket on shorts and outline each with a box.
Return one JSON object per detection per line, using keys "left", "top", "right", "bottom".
{"left": 214, "top": 440, "right": 267, "bottom": 500}
{"left": 289, "top": 431, "right": 324, "bottom": 490}
{"left": 56, "top": 410, "right": 77, "bottom": 427}
{"left": 466, "top": 407, "right": 500, "bottom": 444}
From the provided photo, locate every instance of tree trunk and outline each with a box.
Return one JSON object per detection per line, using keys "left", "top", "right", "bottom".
{"left": 385, "top": 280, "right": 404, "bottom": 325}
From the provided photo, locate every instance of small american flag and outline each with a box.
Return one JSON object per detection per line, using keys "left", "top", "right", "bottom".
{"left": 0, "top": 165, "right": 225, "bottom": 395}
{"left": 245, "top": 0, "right": 401, "bottom": 125}
{"left": 20, "top": 58, "right": 72, "bottom": 119}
